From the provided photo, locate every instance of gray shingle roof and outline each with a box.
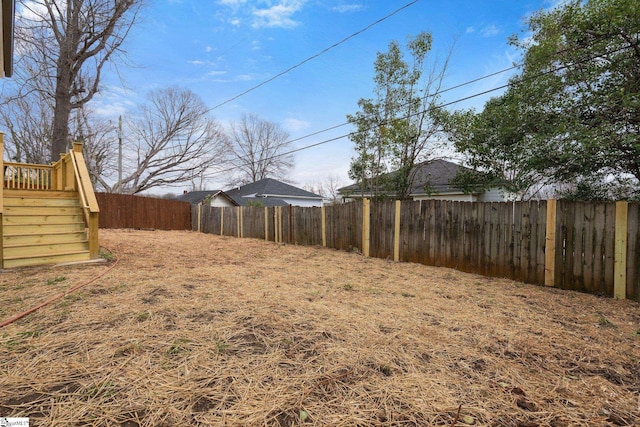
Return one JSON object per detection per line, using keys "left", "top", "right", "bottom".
{"left": 338, "top": 159, "right": 473, "bottom": 196}
{"left": 225, "top": 178, "right": 322, "bottom": 206}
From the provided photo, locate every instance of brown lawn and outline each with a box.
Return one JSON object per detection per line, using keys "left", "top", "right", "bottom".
{"left": 0, "top": 229, "right": 639, "bottom": 426}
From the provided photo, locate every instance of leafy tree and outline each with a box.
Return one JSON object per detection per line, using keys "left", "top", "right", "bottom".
{"left": 347, "top": 32, "right": 450, "bottom": 199}
{"left": 515, "top": 0, "right": 640, "bottom": 195}
{"left": 443, "top": 90, "right": 553, "bottom": 200}
{"left": 445, "top": 0, "right": 640, "bottom": 200}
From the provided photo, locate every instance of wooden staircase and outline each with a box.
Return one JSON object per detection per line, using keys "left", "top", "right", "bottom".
{"left": 0, "top": 139, "right": 100, "bottom": 269}
{"left": 2, "top": 189, "right": 91, "bottom": 268}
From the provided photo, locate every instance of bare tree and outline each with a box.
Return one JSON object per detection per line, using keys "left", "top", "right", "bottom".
{"left": 323, "top": 174, "right": 344, "bottom": 202}
{"left": 75, "top": 107, "right": 118, "bottom": 189}
{"left": 304, "top": 174, "right": 345, "bottom": 203}
{"left": 8, "top": 0, "right": 141, "bottom": 162}
{"left": 0, "top": 92, "right": 53, "bottom": 163}
{"left": 224, "top": 113, "right": 293, "bottom": 186}
{"left": 96, "top": 87, "right": 225, "bottom": 194}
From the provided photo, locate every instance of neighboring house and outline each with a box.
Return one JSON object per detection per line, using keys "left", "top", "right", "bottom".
{"left": 177, "top": 190, "right": 238, "bottom": 207}
{"left": 338, "top": 159, "right": 506, "bottom": 202}
{"left": 226, "top": 178, "right": 324, "bottom": 207}
{"left": 1, "top": 0, "right": 15, "bottom": 78}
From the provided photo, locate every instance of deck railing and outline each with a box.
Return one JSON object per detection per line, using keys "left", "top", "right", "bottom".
{"left": 3, "top": 162, "right": 53, "bottom": 190}
{"left": 0, "top": 134, "right": 100, "bottom": 260}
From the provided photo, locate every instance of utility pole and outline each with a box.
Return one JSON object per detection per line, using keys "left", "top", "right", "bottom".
{"left": 118, "top": 115, "right": 123, "bottom": 193}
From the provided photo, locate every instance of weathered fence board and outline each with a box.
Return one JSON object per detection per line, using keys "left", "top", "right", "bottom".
{"left": 291, "top": 206, "right": 323, "bottom": 246}
{"left": 627, "top": 203, "right": 639, "bottom": 301}
{"left": 555, "top": 201, "right": 620, "bottom": 296}
{"left": 243, "top": 206, "right": 266, "bottom": 240}
{"left": 370, "top": 200, "right": 395, "bottom": 260}
{"left": 325, "top": 202, "right": 361, "bottom": 252}
{"left": 96, "top": 192, "right": 191, "bottom": 230}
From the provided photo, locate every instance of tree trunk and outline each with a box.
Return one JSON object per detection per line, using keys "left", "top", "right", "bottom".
{"left": 50, "top": 34, "right": 74, "bottom": 162}
{"left": 51, "top": 93, "right": 72, "bottom": 161}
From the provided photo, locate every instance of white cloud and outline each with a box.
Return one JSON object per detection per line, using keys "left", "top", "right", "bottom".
{"left": 465, "top": 26, "right": 475, "bottom": 34}
{"left": 252, "top": 0, "right": 307, "bottom": 29}
{"left": 207, "top": 70, "right": 227, "bottom": 76}
{"left": 480, "top": 24, "right": 500, "bottom": 37}
{"left": 92, "top": 86, "right": 138, "bottom": 118}
{"left": 188, "top": 60, "right": 205, "bottom": 65}
{"left": 283, "top": 118, "right": 311, "bottom": 133}
{"left": 332, "top": 4, "right": 363, "bottom": 13}
{"left": 205, "top": 46, "right": 213, "bottom": 52}
{"left": 229, "top": 18, "right": 241, "bottom": 26}
{"left": 218, "top": 0, "right": 247, "bottom": 5}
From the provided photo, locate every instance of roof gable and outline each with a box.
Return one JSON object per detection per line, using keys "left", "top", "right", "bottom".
{"left": 177, "top": 190, "right": 237, "bottom": 205}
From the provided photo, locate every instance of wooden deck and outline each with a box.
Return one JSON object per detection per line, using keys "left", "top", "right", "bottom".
{"left": 0, "top": 139, "right": 99, "bottom": 268}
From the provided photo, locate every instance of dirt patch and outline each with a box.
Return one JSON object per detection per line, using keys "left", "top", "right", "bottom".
{"left": 0, "top": 229, "right": 639, "bottom": 426}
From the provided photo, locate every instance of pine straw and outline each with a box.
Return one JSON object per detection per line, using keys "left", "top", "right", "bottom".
{"left": 1, "top": 229, "right": 639, "bottom": 427}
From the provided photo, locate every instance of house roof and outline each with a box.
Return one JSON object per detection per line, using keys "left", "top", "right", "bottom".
{"left": 225, "top": 178, "right": 323, "bottom": 206}
{"left": 176, "top": 190, "right": 238, "bottom": 206}
{"left": 338, "top": 159, "right": 476, "bottom": 197}
{"left": 408, "top": 159, "right": 466, "bottom": 195}
{"left": 240, "top": 197, "right": 290, "bottom": 207}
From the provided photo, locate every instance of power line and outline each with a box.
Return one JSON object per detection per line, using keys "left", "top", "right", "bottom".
{"left": 262, "top": 61, "right": 521, "bottom": 148}
{"left": 210, "top": 0, "right": 420, "bottom": 111}
{"left": 209, "top": 40, "right": 637, "bottom": 178}
{"left": 253, "top": 31, "right": 625, "bottom": 151}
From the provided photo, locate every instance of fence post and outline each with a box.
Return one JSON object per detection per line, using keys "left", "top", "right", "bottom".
{"left": 394, "top": 200, "right": 401, "bottom": 262}
{"left": 264, "top": 207, "right": 269, "bottom": 241}
{"left": 236, "top": 206, "right": 244, "bottom": 238}
{"left": 544, "top": 199, "right": 557, "bottom": 287}
{"left": 276, "top": 206, "right": 282, "bottom": 243}
{"left": 362, "top": 198, "right": 370, "bottom": 257}
{"left": 614, "top": 201, "right": 628, "bottom": 299}
{"left": 273, "top": 207, "right": 278, "bottom": 243}
{"left": 197, "top": 203, "right": 202, "bottom": 233}
{"left": 220, "top": 207, "right": 224, "bottom": 236}
{"left": 321, "top": 204, "right": 326, "bottom": 247}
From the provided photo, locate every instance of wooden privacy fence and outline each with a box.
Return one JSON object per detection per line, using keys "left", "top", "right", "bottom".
{"left": 96, "top": 193, "right": 191, "bottom": 230}
{"left": 193, "top": 199, "right": 640, "bottom": 301}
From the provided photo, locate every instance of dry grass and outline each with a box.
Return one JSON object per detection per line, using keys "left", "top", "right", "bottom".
{"left": 1, "top": 229, "right": 639, "bottom": 426}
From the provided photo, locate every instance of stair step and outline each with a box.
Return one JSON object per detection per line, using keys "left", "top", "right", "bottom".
{"left": 2, "top": 188, "right": 96, "bottom": 269}
{"left": 3, "top": 189, "right": 79, "bottom": 199}
{"left": 3, "top": 214, "right": 85, "bottom": 225}
{"left": 3, "top": 222, "right": 86, "bottom": 234}
{"left": 3, "top": 197, "right": 81, "bottom": 207}
{"left": 4, "top": 206, "right": 83, "bottom": 216}
{"left": 3, "top": 231, "right": 87, "bottom": 246}
{"left": 3, "top": 241, "right": 89, "bottom": 258}
{"left": 3, "top": 251, "right": 91, "bottom": 269}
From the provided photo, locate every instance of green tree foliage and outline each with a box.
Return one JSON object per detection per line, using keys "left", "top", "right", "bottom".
{"left": 445, "top": 0, "right": 640, "bottom": 200}
{"left": 515, "top": 0, "right": 640, "bottom": 184}
{"left": 347, "top": 32, "right": 449, "bottom": 199}
{"left": 443, "top": 90, "right": 551, "bottom": 199}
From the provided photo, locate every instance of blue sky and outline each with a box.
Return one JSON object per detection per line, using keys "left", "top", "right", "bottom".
{"left": 96, "top": 0, "right": 560, "bottom": 193}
